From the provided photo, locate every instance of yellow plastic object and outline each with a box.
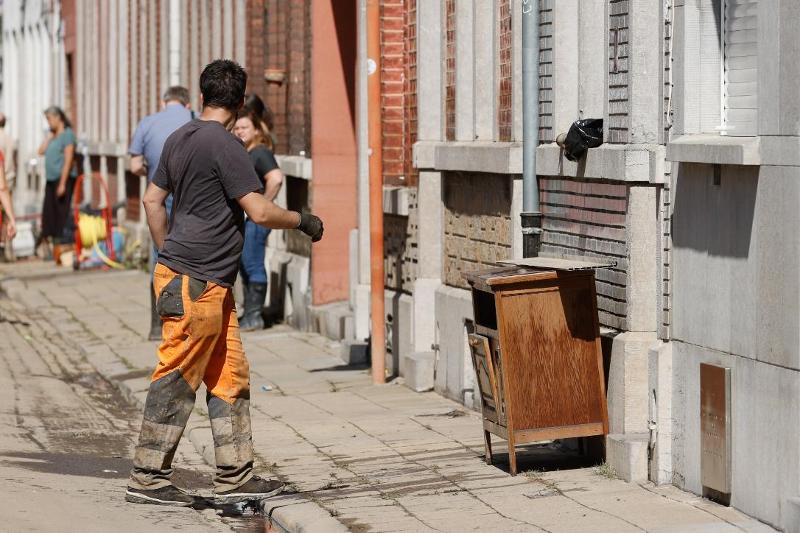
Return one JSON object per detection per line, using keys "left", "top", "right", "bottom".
{"left": 78, "top": 213, "right": 107, "bottom": 247}
{"left": 78, "top": 213, "right": 124, "bottom": 269}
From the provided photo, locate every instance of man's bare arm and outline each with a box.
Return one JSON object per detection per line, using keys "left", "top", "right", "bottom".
{"left": 130, "top": 155, "right": 148, "bottom": 177}
{"left": 238, "top": 192, "right": 324, "bottom": 241}
{"left": 238, "top": 191, "right": 300, "bottom": 229}
{"left": 142, "top": 182, "right": 169, "bottom": 250}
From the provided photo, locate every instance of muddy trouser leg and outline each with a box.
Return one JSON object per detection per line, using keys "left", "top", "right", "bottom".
{"left": 204, "top": 293, "right": 254, "bottom": 491}
{"left": 129, "top": 370, "right": 196, "bottom": 489}
{"left": 129, "top": 264, "right": 228, "bottom": 490}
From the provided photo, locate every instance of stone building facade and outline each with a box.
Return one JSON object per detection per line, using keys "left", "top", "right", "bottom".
{"left": 353, "top": 1, "right": 800, "bottom": 531}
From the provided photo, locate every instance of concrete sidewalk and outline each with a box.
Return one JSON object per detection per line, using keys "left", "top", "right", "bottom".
{"left": 0, "top": 263, "right": 778, "bottom": 533}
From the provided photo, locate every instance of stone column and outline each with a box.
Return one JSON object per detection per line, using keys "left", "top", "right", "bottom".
{"left": 473, "top": 1, "right": 496, "bottom": 141}
{"left": 552, "top": 0, "right": 579, "bottom": 137}
{"left": 454, "top": 0, "right": 474, "bottom": 141}
{"left": 629, "top": 0, "right": 663, "bottom": 143}
{"left": 404, "top": 0, "right": 445, "bottom": 391}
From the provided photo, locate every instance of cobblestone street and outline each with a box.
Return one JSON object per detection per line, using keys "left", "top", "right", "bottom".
{"left": 0, "top": 262, "right": 777, "bottom": 532}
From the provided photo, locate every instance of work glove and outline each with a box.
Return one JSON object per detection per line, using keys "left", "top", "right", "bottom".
{"left": 297, "top": 212, "right": 324, "bottom": 242}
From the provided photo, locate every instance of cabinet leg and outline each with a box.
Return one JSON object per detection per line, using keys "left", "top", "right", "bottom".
{"left": 509, "top": 446, "right": 518, "bottom": 476}
{"left": 508, "top": 430, "right": 518, "bottom": 475}
{"left": 483, "top": 431, "right": 493, "bottom": 465}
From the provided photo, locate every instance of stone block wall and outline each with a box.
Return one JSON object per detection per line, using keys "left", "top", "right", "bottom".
{"left": 443, "top": 173, "right": 513, "bottom": 289}
{"left": 384, "top": 188, "right": 419, "bottom": 294}
{"left": 539, "top": 177, "right": 629, "bottom": 330}
{"left": 608, "top": 0, "right": 630, "bottom": 144}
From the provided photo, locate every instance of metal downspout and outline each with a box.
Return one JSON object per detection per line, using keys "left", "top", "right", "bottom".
{"left": 521, "top": 0, "right": 542, "bottom": 258}
{"left": 367, "top": 0, "right": 386, "bottom": 384}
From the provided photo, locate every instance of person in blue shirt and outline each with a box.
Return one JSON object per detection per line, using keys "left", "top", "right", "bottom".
{"left": 37, "top": 106, "right": 77, "bottom": 263}
{"left": 129, "top": 86, "right": 193, "bottom": 341}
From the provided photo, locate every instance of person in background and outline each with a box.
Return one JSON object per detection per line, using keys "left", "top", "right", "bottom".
{"left": 0, "top": 114, "right": 17, "bottom": 260}
{"left": 233, "top": 109, "right": 284, "bottom": 330}
{"left": 0, "top": 113, "right": 18, "bottom": 195}
{"left": 37, "top": 106, "right": 76, "bottom": 264}
{"left": 0, "top": 149, "right": 17, "bottom": 244}
{"left": 243, "top": 93, "right": 277, "bottom": 150}
{"left": 129, "top": 86, "right": 193, "bottom": 341}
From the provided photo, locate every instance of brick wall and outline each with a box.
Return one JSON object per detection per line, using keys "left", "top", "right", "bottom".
{"left": 264, "top": 0, "right": 287, "bottom": 152}
{"left": 498, "top": 0, "right": 513, "bottom": 142}
{"left": 444, "top": 173, "right": 513, "bottom": 289}
{"left": 384, "top": 189, "right": 419, "bottom": 294}
{"left": 539, "top": 177, "right": 629, "bottom": 330}
{"left": 381, "top": 0, "right": 405, "bottom": 185}
{"left": 286, "top": 0, "right": 311, "bottom": 156}
{"left": 539, "top": 0, "right": 554, "bottom": 143}
{"left": 445, "top": 0, "right": 456, "bottom": 141}
{"left": 246, "top": 0, "right": 267, "bottom": 101}
{"left": 263, "top": 0, "right": 310, "bottom": 156}
{"left": 403, "top": 0, "right": 418, "bottom": 185}
{"left": 608, "top": 0, "right": 630, "bottom": 144}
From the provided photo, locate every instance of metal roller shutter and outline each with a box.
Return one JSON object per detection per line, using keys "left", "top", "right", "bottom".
{"left": 723, "top": 0, "right": 758, "bottom": 136}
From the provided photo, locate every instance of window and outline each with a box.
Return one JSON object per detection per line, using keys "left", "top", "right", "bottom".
{"left": 722, "top": 0, "right": 758, "bottom": 136}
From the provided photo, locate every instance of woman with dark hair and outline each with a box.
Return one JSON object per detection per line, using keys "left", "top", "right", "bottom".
{"left": 233, "top": 109, "right": 284, "bottom": 330}
{"left": 243, "top": 93, "right": 277, "bottom": 149}
{"left": 37, "top": 106, "right": 77, "bottom": 262}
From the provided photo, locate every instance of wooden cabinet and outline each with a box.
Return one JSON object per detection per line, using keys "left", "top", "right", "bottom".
{"left": 464, "top": 259, "right": 609, "bottom": 475}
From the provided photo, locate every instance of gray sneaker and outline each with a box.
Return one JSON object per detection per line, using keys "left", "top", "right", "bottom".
{"left": 214, "top": 475, "right": 284, "bottom": 504}
{"left": 125, "top": 485, "right": 198, "bottom": 507}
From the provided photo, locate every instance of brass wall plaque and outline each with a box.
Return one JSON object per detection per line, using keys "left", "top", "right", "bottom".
{"left": 700, "top": 363, "right": 731, "bottom": 495}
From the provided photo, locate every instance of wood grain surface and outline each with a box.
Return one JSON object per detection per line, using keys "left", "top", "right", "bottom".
{"left": 496, "top": 272, "right": 607, "bottom": 431}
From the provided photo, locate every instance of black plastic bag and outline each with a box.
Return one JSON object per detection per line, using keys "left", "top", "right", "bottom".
{"left": 563, "top": 118, "right": 603, "bottom": 162}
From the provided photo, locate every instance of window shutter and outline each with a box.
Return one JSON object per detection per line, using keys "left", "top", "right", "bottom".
{"left": 723, "top": 0, "right": 758, "bottom": 136}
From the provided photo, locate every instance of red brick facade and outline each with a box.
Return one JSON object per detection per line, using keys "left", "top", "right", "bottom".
{"left": 246, "top": 0, "right": 267, "bottom": 103}
{"left": 381, "top": 0, "right": 405, "bottom": 186}
{"left": 498, "top": 0, "right": 513, "bottom": 142}
{"left": 259, "top": 0, "right": 311, "bottom": 156}
{"left": 403, "top": 0, "right": 418, "bottom": 186}
{"left": 445, "top": 0, "right": 456, "bottom": 141}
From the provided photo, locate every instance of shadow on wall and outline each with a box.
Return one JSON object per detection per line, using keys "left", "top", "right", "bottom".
{"left": 671, "top": 163, "right": 758, "bottom": 258}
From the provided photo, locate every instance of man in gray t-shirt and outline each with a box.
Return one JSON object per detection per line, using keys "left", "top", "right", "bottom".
{"left": 129, "top": 86, "right": 192, "bottom": 341}
{"left": 126, "top": 60, "right": 323, "bottom": 508}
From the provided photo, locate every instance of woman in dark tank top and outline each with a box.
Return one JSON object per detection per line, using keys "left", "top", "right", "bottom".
{"left": 233, "top": 108, "right": 285, "bottom": 330}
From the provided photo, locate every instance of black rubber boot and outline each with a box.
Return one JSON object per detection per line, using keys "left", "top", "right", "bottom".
{"left": 239, "top": 282, "right": 266, "bottom": 331}
{"left": 148, "top": 286, "right": 162, "bottom": 341}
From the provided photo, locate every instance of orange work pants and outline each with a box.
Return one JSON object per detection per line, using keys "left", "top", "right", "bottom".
{"left": 129, "top": 263, "right": 254, "bottom": 491}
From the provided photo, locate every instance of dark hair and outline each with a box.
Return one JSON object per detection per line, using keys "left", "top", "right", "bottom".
{"left": 243, "top": 93, "right": 275, "bottom": 132}
{"left": 162, "top": 86, "right": 190, "bottom": 106}
{"left": 199, "top": 59, "right": 247, "bottom": 111}
{"left": 44, "top": 106, "right": 72, "bottom": 129}
{"left": 238, "top": 110, "right": 274, "bottom": 151}
{"left": 0, "top": 114, "right": 6, "bottom": 128}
